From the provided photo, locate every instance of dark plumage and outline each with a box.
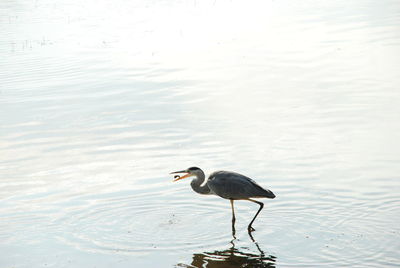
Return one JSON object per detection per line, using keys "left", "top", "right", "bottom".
{"left": 208, "top": 171, "right": 276, "bottom": 200}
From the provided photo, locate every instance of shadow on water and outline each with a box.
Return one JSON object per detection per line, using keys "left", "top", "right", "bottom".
{"left": 176, "top": 229, "right": 276, "bottom": 268}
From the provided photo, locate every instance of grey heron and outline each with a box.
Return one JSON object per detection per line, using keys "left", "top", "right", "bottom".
{"left": 171, "top": 167, "right": 275, "bottom": 232}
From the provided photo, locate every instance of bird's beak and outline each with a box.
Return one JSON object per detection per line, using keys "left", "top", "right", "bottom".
{"left": 170, "top": 170, "right": 192, "bottom": 182}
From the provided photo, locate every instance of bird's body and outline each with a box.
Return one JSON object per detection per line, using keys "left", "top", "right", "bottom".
{"left": 171, "top": 167, "right": 275, "bottom": 232}
{"left": 207, "top": 171, "right": 275, "bottom": 200}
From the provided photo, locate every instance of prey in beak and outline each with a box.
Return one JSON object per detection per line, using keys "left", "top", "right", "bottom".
{"left": 170, "top": 170, "right": 193, "bottom": 182}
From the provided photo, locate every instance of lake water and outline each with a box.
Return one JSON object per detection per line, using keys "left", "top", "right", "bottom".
{"left": 1, "top": 0, "right": 400, "bottom": 267}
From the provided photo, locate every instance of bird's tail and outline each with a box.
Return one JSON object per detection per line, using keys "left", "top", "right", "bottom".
{"left": 263, "top": 189, "right": 276, "bottom": 199}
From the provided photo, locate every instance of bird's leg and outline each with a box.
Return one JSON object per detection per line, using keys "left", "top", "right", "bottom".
{"left": 230, "top": 199, "right": 236, "bottom": 224}
{"left": 230, "top": 199, "right": 236, "bottom": 237}
{"left": 247, "top": 199, "right": 264, "bottom": 232}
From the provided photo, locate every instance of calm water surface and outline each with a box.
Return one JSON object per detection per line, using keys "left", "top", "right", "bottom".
{"left": 1, "top": 0, "right": 400, "bottom": 267}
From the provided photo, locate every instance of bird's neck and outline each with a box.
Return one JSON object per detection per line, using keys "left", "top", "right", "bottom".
{"left": 190, "top": 171, "right": 211, "bottom": 195}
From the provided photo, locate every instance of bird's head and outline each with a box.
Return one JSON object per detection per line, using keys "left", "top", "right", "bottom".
{"left": 170, "top": 167, "right": 202, "bottom": 182}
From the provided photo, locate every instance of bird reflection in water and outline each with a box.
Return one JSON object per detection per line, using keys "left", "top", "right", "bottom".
{"left": 176, "top": 230, "right": 276, "bottom": 268}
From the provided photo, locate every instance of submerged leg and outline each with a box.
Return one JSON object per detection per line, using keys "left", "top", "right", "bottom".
{"left": 247, "top": 199, "right": 264, "bottom": 232}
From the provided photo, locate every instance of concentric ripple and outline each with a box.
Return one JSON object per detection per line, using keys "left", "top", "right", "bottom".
{"left": 262, "top": 188, "right": 400, "bottom": 267}
{"left": 52, "top": 184, "right": 232, "bottom": 255}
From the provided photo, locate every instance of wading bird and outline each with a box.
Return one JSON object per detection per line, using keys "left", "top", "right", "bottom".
{"left": 171, "top": 167, "right": 275, "bottom": 232}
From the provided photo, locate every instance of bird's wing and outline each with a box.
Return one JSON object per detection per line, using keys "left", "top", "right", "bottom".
{"left": 207, "top": 171, "right": 275, "bottom": 200}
